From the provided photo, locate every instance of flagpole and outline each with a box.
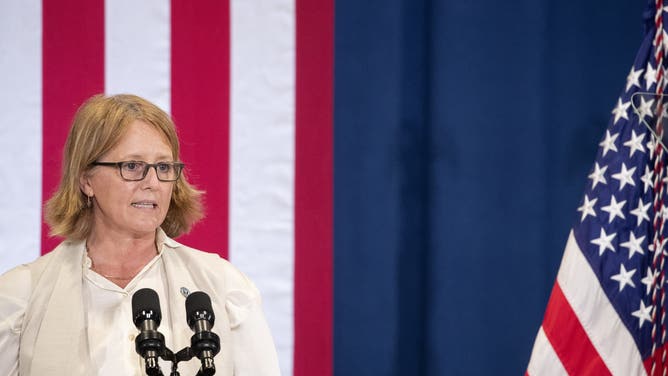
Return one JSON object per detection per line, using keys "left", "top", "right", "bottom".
{"left": 649, "top": 1, "right": 668, "bottom": 374}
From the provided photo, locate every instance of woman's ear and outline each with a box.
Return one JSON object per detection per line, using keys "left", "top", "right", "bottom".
{"left": 79, "top": 172, "right": 93, "bottom": 197}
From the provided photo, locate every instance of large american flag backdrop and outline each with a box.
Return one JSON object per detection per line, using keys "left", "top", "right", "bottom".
{"left": 527, "top": 2, "right": 668, "bottom": 375}
{"left": 0, "top": 1, "right": 331, "bottom": 375}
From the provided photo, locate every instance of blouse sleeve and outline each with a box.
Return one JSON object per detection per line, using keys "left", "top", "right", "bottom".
{"left": 225, "top": 272, "right": 281, "bottom": 376}
{"left": 0, "top": 265, "right": 31, "bottom": 376}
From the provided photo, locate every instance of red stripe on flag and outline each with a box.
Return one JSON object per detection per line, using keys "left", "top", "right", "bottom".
{"left": 542, "top": 282, "right": 611, "bottom": 375}
{"left": 42, "top": 0, "right": 105, "bottom": 254}
{"left": 294, "top": 0, "right": 334, "bottom": 375}
{"left": 171, "top": 0, "right": 230, "bottom": 258}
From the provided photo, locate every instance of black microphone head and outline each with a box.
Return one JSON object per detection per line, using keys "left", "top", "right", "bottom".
{"left": 185, "top": 291, "right": 215, "bottom": 329}
{"left": 132, "top": 288, "right": 162, "bottom": 327}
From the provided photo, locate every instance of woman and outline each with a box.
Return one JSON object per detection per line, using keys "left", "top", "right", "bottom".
{"left": 0, "top": 94, "right": 280, "bottom": 375}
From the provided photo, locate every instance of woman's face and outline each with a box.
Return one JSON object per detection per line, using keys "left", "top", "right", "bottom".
{"left": 81, "top": 120, "right": 175, "bottom": 239}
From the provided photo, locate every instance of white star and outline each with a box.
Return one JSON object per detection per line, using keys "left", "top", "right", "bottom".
{"left": 623, "top": 130, "right": 646, "bottom": 157}
{"left": 590, "top": 228, "right": 616, "bottom": 255}
{"left": 621, "top": 232, "right": 645, "bottom": 259}
{"left": 577, "top": 195, "right": 597, "bottom": 222}
{"left": 588, "top": 163, "right": 608, "bottom": 189}
{"left": 626, "top": 66, "right": 643, "bottom": 92}
{"left": 631, "top": 300, "right": 654, "bottom": 328}
{"left": 645, "top": 62, "right": 658, "bottom": 89}
{"left": 611, "top": 163, "right": 636, "bottom": 191}
{"left": 635, "top": 96, "right": 655, "bottom": 121}
{"left": 599, "top": 131, "right": 619, "bottom": 157}
{"left": 630, "top": 199, "right": 650, "bottom": 227}
{"left": 641, "top": 266, "right": 658, "bottom": 295}
{"left": 641, "top": 165, "right": 654, "bottom": 194}
{"left": 612, "top": 99, "right": 631, "bottom": 124}
{"left": 601, "top": 196, "right": 627, "bottom": 223}
{"left": 611, "top": 264, "right": 636, "bottom": 291}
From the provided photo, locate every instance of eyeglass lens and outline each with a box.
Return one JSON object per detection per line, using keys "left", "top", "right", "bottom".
{"left": 120, "top": 161, "right": 181, "bottom": 181}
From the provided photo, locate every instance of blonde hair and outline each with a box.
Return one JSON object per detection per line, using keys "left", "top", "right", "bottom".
{"left": 44, "top": 94, "right": 204, "bottom": 240}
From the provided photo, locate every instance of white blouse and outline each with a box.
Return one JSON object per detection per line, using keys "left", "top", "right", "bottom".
{"left": 82, "top": 252, "right": 173, "bottom": 375}
{"left": 0, "top": 233, "right": 281, "bottom": 376}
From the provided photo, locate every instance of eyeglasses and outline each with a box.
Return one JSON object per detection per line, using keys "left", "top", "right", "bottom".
{"left": 92, "top": 161, "right": 184, "bottom": 182}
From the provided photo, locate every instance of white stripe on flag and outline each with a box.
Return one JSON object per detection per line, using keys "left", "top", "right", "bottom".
{"left": 0, "top": 0, "right": 42, "bottom": 275}
{"left": 558, "top": 231, "right": 647, "bottom": 375}
{"left": 105, "top": 0, "right": 171, "bottom": 111}
{"left": 229, "top": 0, "right": 295, "bottom": 374}
{"left": 526, "top": 326, "right": 568, "bottom": 376}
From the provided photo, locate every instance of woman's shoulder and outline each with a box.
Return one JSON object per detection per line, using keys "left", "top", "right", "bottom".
{"left": 0, "top": 263, "right": 32, "bottom": 299}
{"left": 15, "top": 240, "right": 84, "bottom": 275}
{"left": 0, "top": 240, "right": 84, "bottom": 295}
{"left": 163, "top": 238, "right": 260, "bottom": 296}
{"left": 0, "top": 241, "right": 65, "bottom": 288}
{"left": 163, "top": 240, "right": 263, "bottom": 327}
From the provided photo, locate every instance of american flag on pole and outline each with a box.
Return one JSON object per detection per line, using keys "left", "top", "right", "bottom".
{"left": 527, "top": 1, "right": 668, "bottom": 375}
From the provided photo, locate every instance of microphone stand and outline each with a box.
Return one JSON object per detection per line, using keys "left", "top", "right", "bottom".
{"left": 160, "top": 346, "right": 190, "bottom": 376}
{"left": 158, "top": 345, "right": 215, "bottom": 376}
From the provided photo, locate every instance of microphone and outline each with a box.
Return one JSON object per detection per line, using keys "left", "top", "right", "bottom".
{"left": 132, "top": 288, "right": 166, "bottom": 376}
{"left": 185, "top": 291, "right": 221, "bottom": 376}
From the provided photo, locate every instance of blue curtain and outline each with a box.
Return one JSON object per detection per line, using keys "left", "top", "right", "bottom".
{"left": 334, "top": 1, "right": 643, "bottom": 374}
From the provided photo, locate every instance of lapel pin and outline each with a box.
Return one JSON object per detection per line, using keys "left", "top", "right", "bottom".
{"left": 180, "top": 287, "right": 190, "bottom": 297}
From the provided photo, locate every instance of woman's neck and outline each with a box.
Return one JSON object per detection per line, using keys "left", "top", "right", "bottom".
{"left": 85, "top": 230, "right": 159, "bottom": 288}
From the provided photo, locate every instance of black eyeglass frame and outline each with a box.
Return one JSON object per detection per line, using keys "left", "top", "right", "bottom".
{"left": 92, "top": 161, "right": 185, "bottom": 182}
